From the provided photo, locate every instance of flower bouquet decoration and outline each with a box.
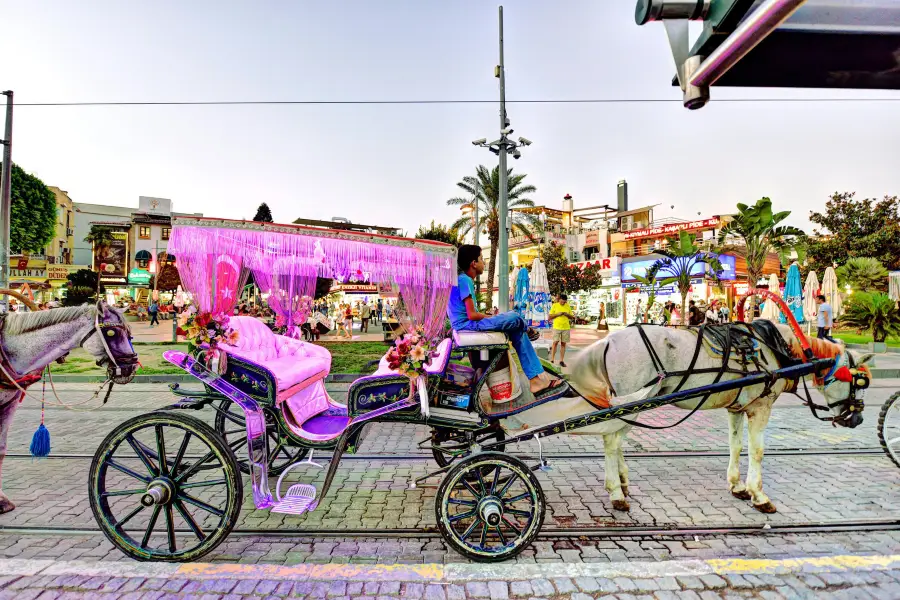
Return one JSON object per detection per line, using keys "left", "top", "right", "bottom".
{"left": 272, "top": 296, "right": 314, "bottom": 339}
{"left": 385, "top": 326, "right": 438, "bottom": 417}
{"left": 177, "top": 306, "right": 239, "bottom": 373}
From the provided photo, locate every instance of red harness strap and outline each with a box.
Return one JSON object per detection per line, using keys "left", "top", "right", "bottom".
{"left": 0, "top": 315, "right": 44, "bottom": 391}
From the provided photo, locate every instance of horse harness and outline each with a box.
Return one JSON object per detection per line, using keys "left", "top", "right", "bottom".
{"left": 624, "top": 321, "right": 869, "bottom": 429}
{"left": 0, "top": 314, "right": 44, "bottom": 390}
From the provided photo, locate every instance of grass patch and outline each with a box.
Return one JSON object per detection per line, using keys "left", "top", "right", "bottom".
{"left": 831, "top": 332, "right": 900, "bottom": 348}
{"left": 313, "top": 341, "right": 388, "bottom": 373}
{"left": 52, "top": 343, "right": 190, "bottom": 375}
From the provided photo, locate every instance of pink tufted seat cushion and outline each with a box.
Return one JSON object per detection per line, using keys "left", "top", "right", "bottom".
{"left": 221, "top": 316, "right": 332, "bottom": 397}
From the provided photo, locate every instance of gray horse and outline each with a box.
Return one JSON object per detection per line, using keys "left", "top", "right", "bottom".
{"left": 0, "top": 301, "right": 137, "bottom": 514}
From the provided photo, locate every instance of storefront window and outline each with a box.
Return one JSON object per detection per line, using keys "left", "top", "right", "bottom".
{"left": 139, "top": 226, "right": 151, "bottom": 239}
{"left": 162, "top": 227, "right": 170, "bottom": 240}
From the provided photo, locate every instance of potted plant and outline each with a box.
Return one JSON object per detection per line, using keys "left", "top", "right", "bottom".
{"left": 840, "top": 291, "right": 900, "bottom": 353}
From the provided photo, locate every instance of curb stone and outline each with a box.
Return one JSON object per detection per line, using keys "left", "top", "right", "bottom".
{"left": 0, "top": 554, "right": 898, "bottom": 583}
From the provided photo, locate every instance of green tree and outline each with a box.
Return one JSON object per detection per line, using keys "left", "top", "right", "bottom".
{"left": 717, "top": 197, "right": 805, "bottom": 309}
{"left": 83, "top": 225, "right": 116, "bottom": 262}
{"left": 655, "top": 231, "right": 723, "bottom": 325}
{"left": 540, "top": 242, "right": 582, "bottom": 297}
{"left": 836, "top": 257, "right": 889, "bottom": 292}
{"left": 631, "top": 263, "right": 673, "bottom": 323}
{"left": 447, "top": 165, "right": 541, "bottom": 309}
{"left": 253, "top": 203, "right": 274, "bottom": 222}
{"left": 415, "top": 220, "right": 462, "bottom": 246}
{"left": 841, "top": 292, "right": 900, "bottom": 343}
{"left": 807, "top": 192, "right": 900, "bottom": 271}
{"left": 7, "top": 164, "right": 56, "bottom": 253}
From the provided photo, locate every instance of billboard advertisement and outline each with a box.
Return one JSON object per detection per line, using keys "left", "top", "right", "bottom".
{"left": 621, "top": 254, "right": 736, "bottom": 283}
{"left": 94, "top": 231, "right": 129, "bottom": 284}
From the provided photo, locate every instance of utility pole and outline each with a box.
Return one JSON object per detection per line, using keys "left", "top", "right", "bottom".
{"left": 496, "top": 5, "right": 509, "bottom": 313}
{"left": 472, "top": 7, "right": 531, "bottom": 312}
{"left": 0, "top": 91, "right": 13, "bottom": 311}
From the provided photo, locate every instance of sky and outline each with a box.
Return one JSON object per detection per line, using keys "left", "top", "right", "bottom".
{"left": 3, "top": 0, "right": 899, "bottom": 235}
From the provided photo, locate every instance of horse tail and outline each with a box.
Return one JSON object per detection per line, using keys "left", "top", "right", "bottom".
{"left": 568, "top": 337, "right": 614, "bottom": 409}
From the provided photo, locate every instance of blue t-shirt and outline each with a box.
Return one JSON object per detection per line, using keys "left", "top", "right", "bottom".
{"left": 448, "top": 273, "right": 476, "bottom": 329}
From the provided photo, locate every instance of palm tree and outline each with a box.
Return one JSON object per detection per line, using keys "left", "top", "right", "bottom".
{"left": 447, "top": 165, "right": 541, "bottom": 309}
{"left": 717, "top": 198, "right": 805, "bottom": 304}
{"left": 632, "top": 263, "right": 670, "bottom": 323}
{"left": 837, "top": 257, "right": 889, "bottom": 292}
{"left": 653, "top": 231, "right": 723, "bottom": 325}
{"left": 84, "top": 225, "right": 116, "bottom": 260}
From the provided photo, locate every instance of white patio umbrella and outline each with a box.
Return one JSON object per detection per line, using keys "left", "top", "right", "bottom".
{"left": 822, "top": 266, "right": 842, "bottom": 319}
{"left": 761, "top": 273, "right": 781, "bottom": 321}
{"left": 803, "top": 270, "right": 820, "bottom": 333}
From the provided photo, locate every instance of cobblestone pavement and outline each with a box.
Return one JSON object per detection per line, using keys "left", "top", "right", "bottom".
{"left": 0, "top": 554, "right": 899, "bottom": 599}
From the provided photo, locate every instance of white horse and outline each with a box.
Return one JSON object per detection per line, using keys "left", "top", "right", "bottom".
{"left": 501, "top": 323, "right": 873, "bottom": 514}
{"left": 0, "top": 301, "right": 138, "bottom": 514}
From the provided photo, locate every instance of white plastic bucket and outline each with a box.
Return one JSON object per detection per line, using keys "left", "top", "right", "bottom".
{"left": 487, "top": 367, "right": 515, "bottom": 403}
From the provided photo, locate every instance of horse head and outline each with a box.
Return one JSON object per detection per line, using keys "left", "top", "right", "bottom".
{"left": 80, "top": 300, "right": 140, "bottom": 383}
{"left": 818, "top": 350, "right": 874, "bottom": 429}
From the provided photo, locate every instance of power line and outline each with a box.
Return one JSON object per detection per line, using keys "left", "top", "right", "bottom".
{"left": 14, "top": 97, "right": 900, "bottom": 107}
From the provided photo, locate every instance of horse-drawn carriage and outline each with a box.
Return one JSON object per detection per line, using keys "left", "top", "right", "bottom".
{"left": 86, "top": 217, "right": 885, "bottom": 564}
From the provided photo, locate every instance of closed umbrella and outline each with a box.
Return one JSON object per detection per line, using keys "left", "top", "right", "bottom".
{"left": 509, "top": 267, "right": 520, "bottom": 310}
{"left": 761, "top": 273, "right": 781, "bottom": 321}
{"left": 889, "top": 271, "right": 900, "bottom": 302}
{"left": 803, "top": 270, "right": 819, "bottom": 335}
{"left": 528, "top": 258, "right": 550, "bottom": 328}
{"left": 822, "top": 266, "right": 842, "bottom": 319}
{"left": 513, "top": 266, "right": 530, "bottom": 317}
{"left": 780, "top": 262, "right": 805, "bottom": 324}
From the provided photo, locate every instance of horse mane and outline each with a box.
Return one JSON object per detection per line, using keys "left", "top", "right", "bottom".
{"left": 3, "top": 305, "right": 95, "bottom": 336}
{"left": 788, "top": 336, "right": 843, "bottom": 362}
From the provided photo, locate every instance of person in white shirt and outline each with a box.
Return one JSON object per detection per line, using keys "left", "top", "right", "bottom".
{"left": 705, "top": 300, "right": 720, "bottom": 324}
{"left": 815, "top": 294, "right": 837, "bottom": 342}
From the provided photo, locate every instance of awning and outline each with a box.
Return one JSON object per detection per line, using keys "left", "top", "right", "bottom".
{"left": 135, "top": 250, "right": 152, "bottom": 260}
{"left": 10, "top": 280, "right": 51, "bottom": 290}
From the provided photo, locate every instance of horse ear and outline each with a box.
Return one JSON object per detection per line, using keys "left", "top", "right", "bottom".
{"left": 854, "top": 352, "right": 876, "bottom": 367}
{"left": 96, "top": 299, "right": 109, "bottom": 317}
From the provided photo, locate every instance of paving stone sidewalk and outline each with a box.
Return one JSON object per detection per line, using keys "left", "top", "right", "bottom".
{"left": 1, "top": 554, "right": 899, "bottom": 599}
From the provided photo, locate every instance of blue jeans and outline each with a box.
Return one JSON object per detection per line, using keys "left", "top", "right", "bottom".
{"left": 457, "top": 312, "right": 543, "bottom": 379}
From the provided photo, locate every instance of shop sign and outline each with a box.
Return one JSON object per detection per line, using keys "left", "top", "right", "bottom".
{"left": 10, "top": 268, "right": 46, "bottom": 278}
{"left": 509, "top": 231, "right": 566, "bottom": 248}
{"left": 623, "top": 284, "right": 676, "bottom": 295}
{"left": 572, "top": 256, "right": 620, "bottom": 275}
{"left": 585, "top": 231, "right": 600, "bottom": 247}
{"left": 127, "top": 268, "right": 152, "bottom": 285}
{"left": 621, "top": 254, "right": 736, "bottom": 283}
{"left": 94, "top": 231, "right": 129, "bottom": 282}
{"left": 622, "top": 217, "right": 720, "bottom": 240}
{"left": 334, "top": 284, "right": 377, "bottom": 293}
{"left": 16, "top": 256, "right": 29, "bottom": 270}
{"left": 47, "top": 266, "right": 70, "bottom": 280}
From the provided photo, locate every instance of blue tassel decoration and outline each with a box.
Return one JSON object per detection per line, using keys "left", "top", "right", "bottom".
{"left": 30, "top": 423, "right": 51, "bottom": 458}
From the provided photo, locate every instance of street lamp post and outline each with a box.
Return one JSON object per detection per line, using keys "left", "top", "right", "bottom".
{"left": 472, "top": 6, "right": 532, "bottom": 312}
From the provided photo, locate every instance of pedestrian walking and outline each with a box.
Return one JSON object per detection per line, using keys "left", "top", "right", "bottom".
{"left": 815, "top": 294, "right": 837, "bottom": 343}
{"left": 148, "top": 299, "right": 160, "bottom": 327}
{"left": 360, "top": 301, "right": 372, "bottom": 333}
{"left": 376, "top": 298, "right": 383, "bottom": 323}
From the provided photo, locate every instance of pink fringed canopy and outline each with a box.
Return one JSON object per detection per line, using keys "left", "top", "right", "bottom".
{"left": 168, "top": 217, "right": 456, "bottom": 339}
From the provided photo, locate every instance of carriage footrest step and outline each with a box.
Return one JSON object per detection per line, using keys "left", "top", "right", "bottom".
{"left": 270, "top": 484, "right": 318, "bottom": 516}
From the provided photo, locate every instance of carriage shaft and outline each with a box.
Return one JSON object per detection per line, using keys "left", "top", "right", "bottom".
{"left": 481, "top": 359, "right": 835, "bottom": 450}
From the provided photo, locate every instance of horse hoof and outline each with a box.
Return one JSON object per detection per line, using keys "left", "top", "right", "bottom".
{"left": 0, "top": 499, "right": 15, "bottom": 515}
{"left": 753, "top": 501, "right": 777, "bottom": 514}
{"left": 731, "top": 489, "right": 752, "bottom": 501}
{"left": 611, "top": 499, "right": 630, "bottom": 512}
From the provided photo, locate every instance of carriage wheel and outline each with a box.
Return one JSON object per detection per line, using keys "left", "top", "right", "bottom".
{"left": 436, "top": 452, "right": 544, "bottom": 562}
{"left": 214, "top": 399, "right": 307, "bottom": 475}
{"left": 431, "top": 427, "right": 505, "bottom": 468}
{"left": 878, "top": 391, "right": 900, "bottom": 469}
{"left": 89, "top": 412, "right": 242, "bottom": 562}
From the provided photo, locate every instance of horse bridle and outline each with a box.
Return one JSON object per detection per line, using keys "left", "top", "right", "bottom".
{"left": 80, "top": 312, "right": 139, "bottom": 382}
{"left": 802, "top": 351, "right": 870, "bottom": 426}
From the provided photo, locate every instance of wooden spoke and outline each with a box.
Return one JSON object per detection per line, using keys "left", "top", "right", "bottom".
{"left": 448, "top": 498, "right": 475, "bottom": 506}
{"left": 506, "top": 508, "right": 533, "bottom": 518}
{"left": 170, "top": 432, "right": 191, "bottom": 475}
{"left": 113, "top": 504, "right": 146, "bottom": 530}
{"left": 179, "top": 478, "right": 227, "bottom": 490}
{"left": 489, "top": 465, "right": 501, "bottom": 495}
{"left": 495, "top": 525, "right": 507, "bottom": 546}
{"left": 460, "top": 479, "right": 481, "bottom": 499}
{"left": 448, "top": 509, "right": 477, "bottom": 523}
{"left": 178, "top": 492, "right": 225, "bottom": 517}
{"left": 164, "top": 505, "right": 177, "bottom": 553}
{"left": 101, "top": 488, "right": 146, "bottom": 498}
{"left": 155, "top": 426, "right": 168, "bottom": 476}
{"left": 479, "top": 523, "right": 488, "bottom": 547}
{"left": 501, "top": 515, "right": 522, "bottom": 536}
{"left": 126, "top": 435, "right": 158, "bottom": 477}
{"left": 503, "top": 492, "right": 531, "bottom": 505}
{"left": 107, "top": 459, "right": 151, "bottom": 483}
{"left": 174, "top": 500, "right": 206, "bottom": 542}
{"left": 174, "top": 450, "right": 217, "bottom": 483}
{"left": 141, "top": 505, "right": 162, "bottom": 549}
{"left": 460, "top": 519, "right": 480, "bottom": 541}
